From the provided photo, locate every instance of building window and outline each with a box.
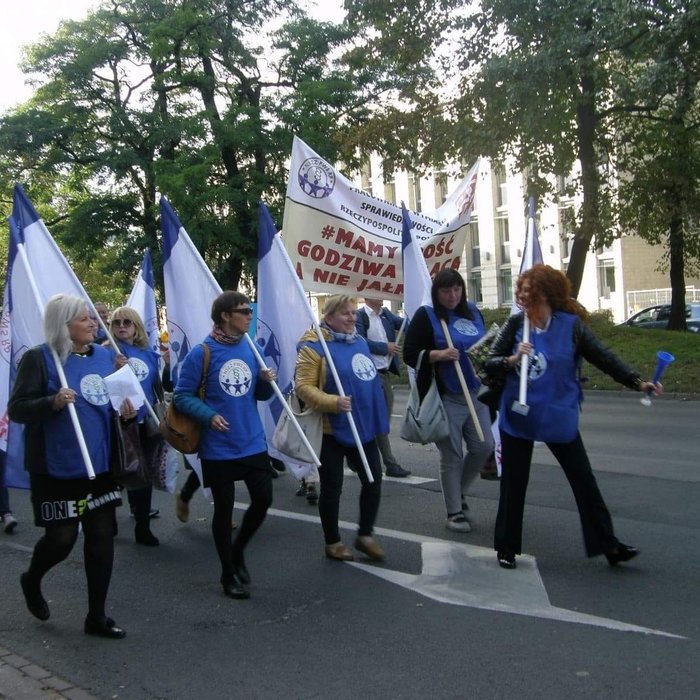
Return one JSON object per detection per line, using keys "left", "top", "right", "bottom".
{"left": 499, "top": 267, "right": 513, "bottom": 305}
{"left": 597, "top": 259, "right": 616, "bottom": 299}
{"left": 468, "top": 220, "right": 480, "bottom": 268}
{"left": 494, "top": 164, "right": 508, "bottom": 208}
{"left": 360, "top": 160, "right": 372, "bottom": 194}
{"left": 383, "top": 179, "right": 396, "bottom": 204}
{"left": 497, "top": 216, "right": 510, "bottom": 264}
{"left": 434, "top": 171, "right": 449, "bottom": 206}
{"left": 408, "top": 172, "right": 422, "bottom": 211}
{"left": 469, "top": 271, "right": 483, "bottom": 304}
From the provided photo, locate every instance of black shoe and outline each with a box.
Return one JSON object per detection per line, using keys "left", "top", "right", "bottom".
{"left": 221, "top": 575, "right": 250, "bottom": 600}
{"left": 232, "top": 549, "right": 251, "bottom": 585}
{"left": 149, "top": 508, "right": 160, "bottom": 519}
{"left": 306, "top": 484, "right": 318, "bottom": 505}
{"left": 497, "top": 550, "right": 516, "bottom": 569}
{"left": 84, "top": 616, "right": 126, "bottom": 639}
{"left": 385, "top": 465, "right": 411, "bottom": 478}
{"left": 20, "top": 573, "right": 50, "bottom": 621}
{"left": 134, "top": 525, "right": 159, "bottom": 546}
{"left": 605, "top": 543, "right": 639, "bottom": 566}
{"left": 296, "top": 479, "right": 308, "bottom": 497}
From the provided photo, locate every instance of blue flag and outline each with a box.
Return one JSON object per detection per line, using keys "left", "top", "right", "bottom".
{"left": 255, "top": 202, "right": 315, "bottom": 468}
{"left": 512, "top": 196, "right": 544, "bottom": 313}
{"left": 127, "top": 249, "right": 160, "bottom": 353}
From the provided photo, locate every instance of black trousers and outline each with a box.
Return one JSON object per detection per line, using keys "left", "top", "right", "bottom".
{"left": 318, "top": 434, "right": 382, "bottom": 544}
{"left": 494, "top": 430, "right": 619, "bottom": 557}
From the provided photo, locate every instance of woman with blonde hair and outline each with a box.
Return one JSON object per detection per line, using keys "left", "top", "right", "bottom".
{"left": 9, "top": 294, "right": 135, "bottom": 638}
{"left": 109, "top": 306, "right": 163, "bottom": 546}
{"left": 295, "top": 294, "right": 389, "bottom": 562}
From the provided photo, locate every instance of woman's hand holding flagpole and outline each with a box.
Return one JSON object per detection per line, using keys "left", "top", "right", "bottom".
{"left": 243, "top": 334, "right": 321, "bottom": 467}
{"left": 439, "top": 319, "right": 484, "bottom": 442}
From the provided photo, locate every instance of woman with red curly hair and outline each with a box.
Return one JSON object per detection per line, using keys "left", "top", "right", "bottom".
{"left": 486, "top": 265, "right": 661, "bottom": 570}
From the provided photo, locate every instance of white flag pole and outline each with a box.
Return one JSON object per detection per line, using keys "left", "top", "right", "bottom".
{"left": 394, "top": 317, "right": 408, "bottom": 347}
{"left": 273, "top": 235, "right": 374, "bottom": 484}
{"left": 243, "top": 334, "right": 321, "bottom": 467}
{"left": 15, "top": 243, "right": 96, "bottom": 479}
{"left": 438, "top": 319, "right": 484, "bottom": 442}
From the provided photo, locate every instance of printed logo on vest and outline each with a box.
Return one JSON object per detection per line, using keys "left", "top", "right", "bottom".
{"left": 80, "top": 374, "right": 110, "bottom": 405}
{"left": 219, "top": 359, "right": 252, "bottom": 396}
{"left": 453, "top": 319, "right": 479, "bottom": 336}
{"left": 127, "top": 356, "right": 150, "bottom": 382}
{"left": 515, "top": 351, "right": 548, "bottom": 381}
{"left": 298, "top": 157, "right": 335, "bottom": 199}
{"left": 351, "top": 353, "right": 377, "bottom": 382}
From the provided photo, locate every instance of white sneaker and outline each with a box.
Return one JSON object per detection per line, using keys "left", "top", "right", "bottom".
{"left": 3, "top": 513, "right": 18, "bottom": 534}
{"left": 445, "top": 513, "right": 471, "bottom": 533}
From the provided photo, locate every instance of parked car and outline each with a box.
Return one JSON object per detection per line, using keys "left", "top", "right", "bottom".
{"left": 620, "top": 303, "right": 700, "bottom": 331}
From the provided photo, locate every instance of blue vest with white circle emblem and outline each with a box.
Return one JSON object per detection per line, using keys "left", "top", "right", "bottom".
{"left": 117, "top": 342, "right": 160, "bottom": 422}
{"left": 426, "top": 305, "right": 485, "bottom": 392}
{"left": 304, "top": 337, "right": 389, "bottom": 446}
{"left": 42, "top": 343, "right": 115, "bottom": 479}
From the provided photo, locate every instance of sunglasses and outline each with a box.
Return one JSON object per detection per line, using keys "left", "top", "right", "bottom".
{"left": 112, "top": 319, "right": 133, "bottom": 327}
{"left": 230, "top": 308, "right": 254, "bottom": 316}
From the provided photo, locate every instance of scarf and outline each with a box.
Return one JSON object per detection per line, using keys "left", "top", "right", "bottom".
{"left": 210, "top": 324, "right": 244, "bottom": 345}
{"left": 320, "top": 320, "right": 358, "bottom": 344}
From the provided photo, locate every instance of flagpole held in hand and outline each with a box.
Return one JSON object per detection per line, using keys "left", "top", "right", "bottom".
{"left": 15, "top": 243, "right": 96, "bottom": 479}
{"left": 512, "top": 315, "right": 531, "bottom": 416}
{"left": 243, "top": 334, "right": 321, "bottom": 467}
{"left": 272, "top": 235, "right": 374, "bottom": 484}
{"left": 438, "top": 319, "right": 484, "bottom": 442}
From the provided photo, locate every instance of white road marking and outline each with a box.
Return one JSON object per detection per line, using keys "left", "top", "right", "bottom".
{"left": 343, "top": 467, "right": 436, "bottom": 485}
{"left": 256, "top": 505, "right": 685, "bottom": 639}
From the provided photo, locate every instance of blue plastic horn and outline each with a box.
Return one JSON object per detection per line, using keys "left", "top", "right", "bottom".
{"left": 641, "top": 350, "right": 675, "bottom": 406}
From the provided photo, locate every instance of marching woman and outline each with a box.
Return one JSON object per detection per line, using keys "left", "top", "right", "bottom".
{"left": 173, "top": 291, "right": 275, "bottom": 600}
{"left": 9, "top": 294, "right": 136, "bottom": 638}
{"left": 403, "top": 269, "right": 494, "bottom": 533}
{"left": 295, "top": 294, "right": 389, "bottom": 562}
{"left": 486, "top": 264, "right": 661, "bottom": 569}
{"left": 109, "top": 306, "right": 163, "bottom": 546}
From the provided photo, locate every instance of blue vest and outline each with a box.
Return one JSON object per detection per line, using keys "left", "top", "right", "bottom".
{"left": 303, "top": 337, "right": 389, "bottom": 446}
{"left": 184, "top": 338, "right": 268, "bottom": 460}
{"left": 117, "top": 342, "right": 160, "bottom": 421}
{"left": 500, "top": 312, "right": 581, "bottom": 443}
{"left": 426, "top": 305, "right": 485, "bottom": 392}
{"left": 42, "top": 344, "right": 115, "bottom": 479}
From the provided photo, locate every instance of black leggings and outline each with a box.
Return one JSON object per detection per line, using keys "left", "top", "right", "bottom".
{"left": 26, "top": 506, "right": 116, "bottom": 620}
{"left": 318, "top": 435, "right": 383, "bottom": 544}
{"left": 204, "top": 460, "right": 272, "bottom": 582}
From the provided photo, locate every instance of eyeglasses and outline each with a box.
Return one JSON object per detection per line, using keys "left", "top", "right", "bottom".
{"left": 230, "top": 308, "right": 254, "bottom": 316}
{"left": 112, "top": 319, "right": 133, "bottom": 327}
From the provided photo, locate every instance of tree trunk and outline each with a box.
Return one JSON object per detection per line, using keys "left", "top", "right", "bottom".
{"left": 667, "top": 207, "right": 687, "bottom": 331}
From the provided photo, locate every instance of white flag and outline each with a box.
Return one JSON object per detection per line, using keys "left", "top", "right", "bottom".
{"left": 127, "top": 249, "right": 160, "bottom": 353}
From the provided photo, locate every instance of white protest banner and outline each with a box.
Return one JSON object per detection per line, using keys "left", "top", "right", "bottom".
{"left": 282, "top": 137, "right": 479, "bottom": 299}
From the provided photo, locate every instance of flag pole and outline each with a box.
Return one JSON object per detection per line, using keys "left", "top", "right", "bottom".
{"left": 272, "top": 235, "right": 374, "bottom": 484}
{"left": 243, "top": 334, "right": 321, "bottom": 467}
{"left": 15, "top": 243, "right": 96, "bottom": 479}
{"left": 438, "top": 319, "right": 485, "bottom": 442}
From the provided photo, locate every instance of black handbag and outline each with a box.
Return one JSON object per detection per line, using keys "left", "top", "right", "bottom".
{"left": 110, "top": 412, "right": 144, "bottom": 482}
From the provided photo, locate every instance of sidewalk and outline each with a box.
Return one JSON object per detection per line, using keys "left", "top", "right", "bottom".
{"left": 0, "top": 645, "right": 95, "bottom": 700}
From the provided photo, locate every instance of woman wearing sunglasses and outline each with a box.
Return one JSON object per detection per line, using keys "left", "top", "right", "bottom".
{"left": 109, "top": 307, "right": 163, "bottom": 547}
{"left": 173, "top": 291, "right": 275, "bottom": 600}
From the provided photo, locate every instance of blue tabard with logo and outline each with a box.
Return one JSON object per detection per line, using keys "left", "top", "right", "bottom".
{"left": 500, "top": 312, "right": 581, "bottom": 443}
{"left": 425, "top": 305, "right": 485, "bottom": 392}
{"left": 179, "top": 338, "right": 268, "bottom": 460}
{"left": 42, "top": 343, "right": 115, "bottom": 479}
{"left": 303, "top": 337, "right": 389, "bottom": 446}
{"left": 117, "top": 342, "right": 160, "bottom": 421}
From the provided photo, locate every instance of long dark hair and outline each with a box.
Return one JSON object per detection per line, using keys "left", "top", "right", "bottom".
{"left": 431, "top": 269, "right": 472, "bottom": 320}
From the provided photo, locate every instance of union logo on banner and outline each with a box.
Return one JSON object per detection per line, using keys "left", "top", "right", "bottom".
{"left": 298, "top": 157, "right": 336, "bottom": 199}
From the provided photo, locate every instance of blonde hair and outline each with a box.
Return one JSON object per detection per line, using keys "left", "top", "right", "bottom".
{"left": 44, "top": 294, "right": 90, "bottom": 363}
{"left": 323, "top": 294, "right": 356, "bottom": 318}
{"left": 109, "top": 306, "right": 149, "bottom": 348}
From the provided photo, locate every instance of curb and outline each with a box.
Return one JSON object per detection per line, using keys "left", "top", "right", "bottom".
{"left": 0, "top": 646, "right": 96, "bottom": 700}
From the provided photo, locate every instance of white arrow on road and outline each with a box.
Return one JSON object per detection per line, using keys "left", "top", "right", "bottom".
{"left": 350, "top": 540, "right": 684, "bottom": 639}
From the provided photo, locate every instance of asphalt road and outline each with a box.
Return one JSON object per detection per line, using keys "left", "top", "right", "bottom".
{"left": 1, "top": 389, "right": 699, "bottom": 699}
